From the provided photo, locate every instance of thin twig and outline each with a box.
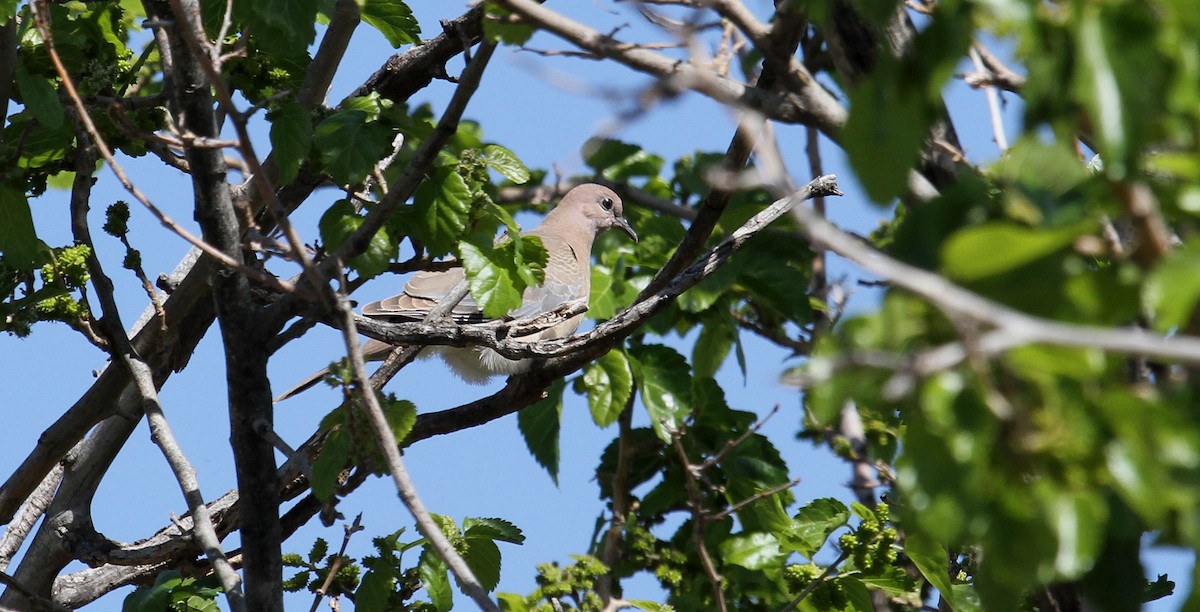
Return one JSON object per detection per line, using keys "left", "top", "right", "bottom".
{"left": 165, "top": 0, "right": 329, "bottom": 309}
{"left": 670, "top": 431, "right": 727, "bottom": 612}
{"left": 30, "top": 0, "right": 299, "bottom": 298}
{"left": 308, "top": 514, "right": 364, "bottom": 612}
{"left": 968, "top": 46, "right": 1008, "bottom": 153}
{"left": 331, "top": 285, "right": 498, "bottom": 610}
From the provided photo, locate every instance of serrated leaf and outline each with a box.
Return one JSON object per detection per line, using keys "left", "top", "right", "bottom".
{"left": 269, "top": 100, "right": 312, "bottom": 184}
{"left": 483, "top": 144, "right": 531, "bottom": 184}
{"left": 518, "top": 380, "right": 564, "bottom": 484}
{"left": 719, "top": 532, "right": 784, "bottom": 570}
{"left": 310, "top": 428, "right": 350, "bottom": 501}
{"left": 941, "top": 220, "right": 1094, "bottom": 282}
{"left": 361, "top": 0, "right": 420, "bottom": 48}
{"left": 15, "top": 64, "right": 64, "bottom": 129}
{"left": 314, "top": 109, "right": 394, "bottom": 186}
{"left": 464, "top": 537, "right": 502, "bottom": 592}
{"left": 459, "top": 238, "right": 524, "bottom": 318}
{"left": 582, "top": 350, "right": 633, "bottom": 427}
{"left": 784, "top": 497, "right": 850, "bottom": 558}
{"left": 629, "top": 345, "right": 693, "bottom": 442}
{"left": 414, "top": 168, "right": 472, "bottom": 257}
{"left": 309, "top": 538, "right": 330, "bottom": 563}
{"left": 419, "top": 550, "right": 453, "bottom": 611}
{"left": 0, "top": 185, "right": 39, "bottom": 269}
{"left": 383, "top": 397, "right": 416, "bottom": 442}
{"left": 464, "top": 517, "right": 526, "bottom": 544}
{"left": 318, "top": 199, "right": 394, "bottom": 278}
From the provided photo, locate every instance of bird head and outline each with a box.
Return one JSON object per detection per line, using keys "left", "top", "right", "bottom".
{"left": 551, "top": 183, "right": 638, "bottom": 242}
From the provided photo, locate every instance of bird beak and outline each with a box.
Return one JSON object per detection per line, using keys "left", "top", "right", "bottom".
{"left": 614, "top": 216, "right": 638, "bottom": 242}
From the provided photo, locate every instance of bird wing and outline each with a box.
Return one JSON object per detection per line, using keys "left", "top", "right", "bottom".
{"left": 361, "top": 265, "right": 485, "bottom": 324}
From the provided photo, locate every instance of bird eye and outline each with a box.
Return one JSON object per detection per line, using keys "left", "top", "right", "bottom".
{"left": 600, "top": 197, "right": 614, "bottom": 211}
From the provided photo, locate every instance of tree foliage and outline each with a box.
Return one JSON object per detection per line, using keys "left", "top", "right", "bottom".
{"left": 1, "top": 0, "right": 1199, "bottom": 610}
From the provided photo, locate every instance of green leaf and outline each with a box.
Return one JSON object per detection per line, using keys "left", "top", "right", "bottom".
{"left": 783, "top": 497, "right": 850, "bottom": 558}
{"left": 581, "top": 350, "right": 633, "bottom": 427}
{"left": 314, "top": 109, "right": 394, "bottom": 186}
{"left": 15, "top": 64, "right": 64, "bottom": 129}
{"left": 630, "top": 345, "right": 693, "bottom": 442}
{"left": 857, "top": 566, "right": 918, "bottom": 596}
{"left": 0, "top": 0, "right": 14, "bottom": 26}
{"left": 1074, "top": 7, "right": 1127, "bottom": 177}
{"left": 583, "top": 137, "right": 663, "bottom": 180}
{"left": 308, "top": 538, "right": 329, "bottom": 563}
{"left": 236, "top": 0, "right": 318, "bottom": 56}
{"left": 383, "top": 396, "right": 416, "bottom": 442}
{"left": 842, "top": 72, "right": 929, "bottom": 203}
{"left": 482, "top": 2, "right": 535, "bottom": 45}
{"left": 904, "top": 532, "right": 959, "bottom": 610}
{"left": 1144, "top": 240, "right": 1200, "bottom": 332}
{"left": 419, "top": 550, "right": 453, "bottom": 611}
{"left": 483, "top": 144, "right": 531, "bottom": 184}
{"left": 356, "top": 559, "right": 395, "bottom": 612}
{"left": 310, "top": 428, "right": 350, "bottom": 502}
{"left": 464, "top": 537, "right": 502, "bottom": 592}
{"left": 318, "top": 200, "right": 394, "bottom": 278}
{"left": 719, "top": 532, "right": 784, "bottom": 570}
{"left": 0, "top": 185, "right": 39, "bottom": 269}
{"left": 269, "top": 101, "right": 313, "bottom": 184}
{"left": 413, "top": 168, "right": 472, "bottom": 257}
{"left": 361, "top": 0, "right": 420, "bottom": 48}
{"left": 459, "top": 237, "right": 522, "bottom": 318}
{"left": 464, "top": 517, "right": 526, "bottom": 545}
{"left": 497, "top": 592, "right": 529, "bottom": 612}
{"left": 627, "top": 601, "right": 675, "bottom": 611}
{"left": 518, "top": 380, "right": 564, "bottom": 485}
{"left": 693, "top": 316, "right": 735, "bottom": 379}
{"left": 941, "top": 220, "right": 1094, "bottom": 282}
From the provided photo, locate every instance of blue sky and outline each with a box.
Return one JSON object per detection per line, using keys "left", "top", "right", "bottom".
{"left": 2, "top": 1, "right": 1193, "bottom": 609}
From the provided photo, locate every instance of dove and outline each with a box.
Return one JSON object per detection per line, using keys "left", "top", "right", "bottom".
{"left": 275, "top": 183, "right": 636, "bottom": 400}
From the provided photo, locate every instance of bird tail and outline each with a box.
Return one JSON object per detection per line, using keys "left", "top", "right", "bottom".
{"left": 273, "top": 366, "right": 332, "bottom": 403}
{"left": 274, "top": 338, "right": 395, "bottom": 402}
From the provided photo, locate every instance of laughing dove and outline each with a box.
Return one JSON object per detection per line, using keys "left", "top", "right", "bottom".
{"left": 276, "top": 183, "right": 637, "bottom": 400}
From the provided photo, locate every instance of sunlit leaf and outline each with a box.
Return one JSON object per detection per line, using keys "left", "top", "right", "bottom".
{"left": 783, "top": 497, "right": 850, "bottom": 558}
{"left": 483, "top": 144, "right": 531, "bottom": 184}
{"left": 941, "top": 220, "right": 1094, "bottom": 281}
{"left": 580, "top": 350, "right": 633, "bottom": 427}
{"left": 361, "top": 0, "right": 420, "bottom": 48}
{"left": 719, "top": 532, "right": 784, "bottom": 570}
{"left": 630, "top": 344, "right": 693, "bottom": 442}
